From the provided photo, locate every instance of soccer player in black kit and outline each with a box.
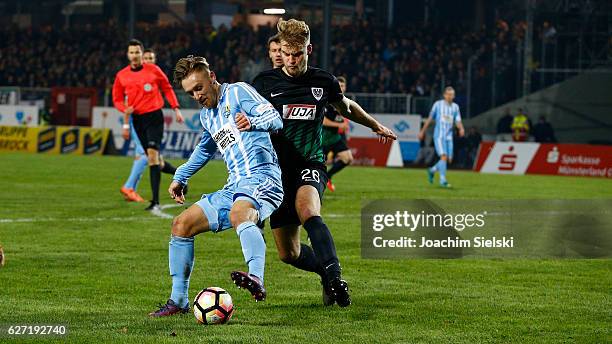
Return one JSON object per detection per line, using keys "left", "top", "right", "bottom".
{"left": 252, "top": 19, "right": 397, "bottom": 307}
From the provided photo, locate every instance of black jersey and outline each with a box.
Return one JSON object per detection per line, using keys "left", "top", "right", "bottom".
{"left": 252, "top": 67, "right": 343, "bottom": 164}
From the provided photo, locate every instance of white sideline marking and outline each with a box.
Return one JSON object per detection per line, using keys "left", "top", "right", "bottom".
{"left": 0, "top": 211, "right": 350, "bottom": 224}
{"left": 160, "top": 204, "right": 184, "bottom": 210}
{"left": 149, "top": 203, "right": 190, "bottom": 219}
{"left": 0, "top": 216, "right": 157, "bottom": 223}
{"left": 0, "top": 204, "right": 189, "bottom": 223}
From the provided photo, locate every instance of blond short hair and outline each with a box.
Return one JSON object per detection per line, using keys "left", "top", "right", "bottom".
{"left": 173, "top": 55, "right": 210, "bottom": 86}
{"left": 277, "top": 18, "right": 310, "bottom": 48}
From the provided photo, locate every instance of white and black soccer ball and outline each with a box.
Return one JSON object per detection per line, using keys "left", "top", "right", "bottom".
{"left": 193, "top": 287, "right": 234, "bottom": 325}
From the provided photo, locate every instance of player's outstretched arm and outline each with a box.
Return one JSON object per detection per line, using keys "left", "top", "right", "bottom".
{"left": 171, "top": 131, "right": 217, "bottom": 203}
{"left": 330, "top": 96, "right": 397, "bottom": 143}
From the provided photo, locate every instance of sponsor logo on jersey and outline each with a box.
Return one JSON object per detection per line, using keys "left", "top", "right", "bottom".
{"left": 282, "top": 104, "right": 316, "bottom": 120}
{"left": 441, "top": 114, "right": 454, "bottom": 123}
{"left": 212, "top": 123, "right": 239, "bottom": 154}
{"left": 311, "top": 87, "right": 323, "bottom": 101}
{"left": 144, "top": 83, "right": 153, "bottom": 92}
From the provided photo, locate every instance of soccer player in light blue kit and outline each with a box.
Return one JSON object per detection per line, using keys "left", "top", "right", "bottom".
{"left": 418, "top": 86, "right": 465, "bottom": 188}
{"left": 149, "top": 55, "right": 284, "bottom": 317}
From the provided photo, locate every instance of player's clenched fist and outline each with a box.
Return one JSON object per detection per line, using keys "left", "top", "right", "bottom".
{"left": 168, "top": 181, "right": 186, "bottom": 204}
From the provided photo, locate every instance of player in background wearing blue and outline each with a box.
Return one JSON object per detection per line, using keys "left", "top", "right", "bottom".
{"left": 418, "top": 86, "right": 465, "bottom": 188}
{"left": 149, "top": 56, "right": 284, "bottom": 317}
{"left": 119, "top": 48, "right": 180, "bottom": 203}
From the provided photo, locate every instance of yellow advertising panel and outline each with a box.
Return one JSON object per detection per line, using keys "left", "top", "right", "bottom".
{"left": 0, "top": 126, "right": 110, "bottom": 155}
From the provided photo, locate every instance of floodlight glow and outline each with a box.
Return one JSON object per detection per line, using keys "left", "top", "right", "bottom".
{"left": 263, "top": 8, "right": 286, "bottom": 15}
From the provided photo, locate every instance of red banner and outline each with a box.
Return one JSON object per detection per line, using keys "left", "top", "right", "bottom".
{"left": 474, "top": 142, "right": 612, "bottom": 178}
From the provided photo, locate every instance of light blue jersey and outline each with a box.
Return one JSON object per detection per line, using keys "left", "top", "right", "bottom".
{"left": 174, "top": 82, "right": 284, "bottom": 232}
{"left": 166, "top": 83, "right": 283, "bottom": 307}
{"left": 174, "top": 82, "right": 283, "bottom": 186}
{"left": 429, "top": 100, "right": 462, "bottom": 141}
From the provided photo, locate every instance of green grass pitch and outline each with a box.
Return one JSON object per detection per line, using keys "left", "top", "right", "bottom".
{"left": 0, "top": 152, "right": 610, "bottom": 343}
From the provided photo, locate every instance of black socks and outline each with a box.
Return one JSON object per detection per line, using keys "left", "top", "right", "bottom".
{"left": 327, "top": 160, "right": 348, "bottom": 179}
{"left": 303, "top": 216, "right": 341, "bottom": 280}
{"left": 290, "top": 243, "right": 326, "bottom": 276}
{"left": 150, "top": 164, "right": 161, "bottom": 204}
{"left": 161, "top": 161, "right": 177, "bottom": 175}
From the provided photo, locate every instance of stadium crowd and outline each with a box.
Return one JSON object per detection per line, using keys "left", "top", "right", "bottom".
{"left": 0, "top": 18, "right": 526, "bottom": 106}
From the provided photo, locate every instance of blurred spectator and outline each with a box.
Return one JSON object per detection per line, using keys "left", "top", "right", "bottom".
{"left": 496, "top": 107, "right": 513, "bottom": 134}
{"left": 533, "top": 116, "right": 557, "bottom": 143}
{"left": 542, "top": 21, "right": 557, "bottom": 41}
{"left": 511, "top": 108, "right": 531, "bottom": 142}
{"left": 0, "top": 18, "right": 523, "bottom": 103}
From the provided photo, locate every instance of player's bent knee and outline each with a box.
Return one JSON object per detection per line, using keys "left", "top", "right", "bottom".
{"left": 229, "top": 209, "right": 246, "bottom": 229}
{"left": 171, "top": 215, "right": 194, "bottom": 238}
{"left": 229, "top": 203, "right": 257, "bottom": 229}
{"left": 147, "top": 149, "right": 160, "bottom": 165}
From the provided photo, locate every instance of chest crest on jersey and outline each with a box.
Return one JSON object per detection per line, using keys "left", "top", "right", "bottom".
{"left": 223, "top": 104, "right": 231, "bottom": 118}
{"left": 311, "top": 87, "right": 323, "bottom": 101}
{"left": 143, "top": 83, "right": 152, "bottom": 92}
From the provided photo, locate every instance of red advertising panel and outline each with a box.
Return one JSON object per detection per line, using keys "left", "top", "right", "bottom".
{"left": 474, "top": 142, "right": 612, "bottom": 178}
{"left": 526, "top": 143, "right": 612, "bottom": 178}
{"left": 347, "top": 137, "right": 392, "bottom": 167}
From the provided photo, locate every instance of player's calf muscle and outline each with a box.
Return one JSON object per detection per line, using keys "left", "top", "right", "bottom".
{"left": 272, "top": 226, "right": 301, "bottom": 263}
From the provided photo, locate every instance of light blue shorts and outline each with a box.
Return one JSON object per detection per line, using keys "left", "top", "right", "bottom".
{"left": 195, "top": 166, "right": 284, "bottom": 233}
{"left": 434, "top": 136, "right": 453, "bottom": 159}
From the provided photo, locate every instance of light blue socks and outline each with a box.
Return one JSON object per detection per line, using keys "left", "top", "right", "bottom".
{"left": 123, "top": 155, "right": 148, "bottom": 190}
{"left": 169, "top": 235, "right": 195, "bottom": 308}
{"left": 236, "top": 221, "right": 266, "bottom": 283}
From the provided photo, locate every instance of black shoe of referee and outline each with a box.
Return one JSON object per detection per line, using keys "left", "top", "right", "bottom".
{"left": 330, "top": 277, "right": 351, "bottom": 307}
{"left": 145, "top": 201, "right": 160, "bottom": 211}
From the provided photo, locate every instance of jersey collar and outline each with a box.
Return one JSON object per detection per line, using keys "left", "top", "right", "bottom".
{"left": 217, "top": 83, "right": 229, "bottom": 108}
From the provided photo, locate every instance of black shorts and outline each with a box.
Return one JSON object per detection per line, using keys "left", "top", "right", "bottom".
{"left": 323, "top": 136, "right": 349, "bottom": 156}
{"left": 132, "top": 109, "right": 164, "bottom": 151}
{"left": 269, "top": 161, "right": 328, "bottom": 229}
